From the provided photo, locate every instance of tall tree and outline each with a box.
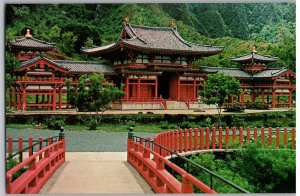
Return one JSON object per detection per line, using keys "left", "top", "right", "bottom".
{"left": 200, "top": 72, "right": 241, "bottom": 127}
{"left": 72, "top": 73, "right": 124, "bottom": 127}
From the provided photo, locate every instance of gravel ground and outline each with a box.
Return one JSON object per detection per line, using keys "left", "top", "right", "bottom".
{"left": 6, "top": 128, "right": 156, "bottom": 152}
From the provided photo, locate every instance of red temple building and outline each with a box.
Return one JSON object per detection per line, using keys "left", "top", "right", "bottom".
{"left": 7, "top": 21, "right": 296, "bottom": 111}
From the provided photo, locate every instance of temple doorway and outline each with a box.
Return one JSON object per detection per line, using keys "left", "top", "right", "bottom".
{"left": 158, "top": 72, "right": 178, "bottom": 100}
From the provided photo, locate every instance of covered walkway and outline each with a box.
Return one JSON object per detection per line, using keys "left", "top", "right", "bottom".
{"left": 39, "top": 152, "right": 153, "bottom": 194}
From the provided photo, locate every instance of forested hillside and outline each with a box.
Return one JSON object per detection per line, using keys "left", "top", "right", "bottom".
{"left": 5, "top": 3, "right": 296, "bottom": 71}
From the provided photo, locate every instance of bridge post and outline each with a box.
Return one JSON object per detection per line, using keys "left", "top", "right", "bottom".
{"left": 232, "top": 127, "right": 236, "bottom": 142}
{"left": 218, "top": 127, "right": 222, "bottom": 149}
{"left": 205, "top": 127, "right": 210, "bottom": 150}
{"left": 156, "top": 158, "right": 165, "bottom": 188}
{"left": 194, "top": 128, "right": 198, "bottom": 150}
{"left": 59, "top": 126, "right": 65, "bottom": 141}
{"left": 181, "top": 174, "right": 193, "bottom": 193}
{"left": 239, "top": 127, "right": 243, "bottom": 147}
{"left": 200, "top": 128, "right": 204, "bottom": 150}
{"left": 253, "top": 127, "right": 257, "bottom": 141}
{"left": 8, "top": 136, "right": 12, "bottom": 157}
{"left": 276, "top": 127, "right": 280, "bottom": 148}
{"left": 212, "top": 127, "right": 216, "bottom": 150}
{"left": 292, "top": 128, "right": 295, "bottom": 149}
{"left": 268, "top": 127, "right": 273, "bottom": 146}
{"left": 225, "top": 127, "right": 229, "bottom": 149}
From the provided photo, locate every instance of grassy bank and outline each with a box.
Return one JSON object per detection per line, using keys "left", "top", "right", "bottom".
{"left": 6, "top": 110, "right": 295, "bottom": 132}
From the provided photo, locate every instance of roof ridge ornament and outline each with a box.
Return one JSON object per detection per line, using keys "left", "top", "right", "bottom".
{"left": 252, "top": 45, "right": 257, "bottom": 53}
{"left": 172, "top": 20, "right": 177, "bottom": 30}
{"left": 25, "top": 29, "right": 32, "bottom": 38}
{"left": 125, "top": 16, "right": 129, "bottom": 24}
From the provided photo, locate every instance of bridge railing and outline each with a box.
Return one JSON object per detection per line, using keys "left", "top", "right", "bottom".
{"left": 127, "top": 135, "right": 249, "bottom": 193}
{"left": 6, "top": 129, "right": 66, "bottom": 194}
{"left": 153, "top": 126, "right": 295, "bottom": 157}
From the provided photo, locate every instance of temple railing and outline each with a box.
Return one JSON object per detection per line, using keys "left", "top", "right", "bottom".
{"left": 127, "top": 126, "right": 295, "bottom": 193}
{"left": 122, "top": 97, "right": 167, "bottom": 109}
{"left": 153, "top": 127, "right": 295, "bottom": 157}
{"left": 127, "top": 135, "right": 249, "bottom": 193}
{"left": 6, "top": 129, "right": 66, "bottom": 194}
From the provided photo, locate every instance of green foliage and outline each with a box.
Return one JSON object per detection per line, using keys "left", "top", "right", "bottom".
{"left": 224, "top": 103, "right": 245, "bottom": 112}
{"left": 188, "top": 143, "right": 296, "bottom": 193}
{"left": 75, "top": 73, "right": 124, "bottom": 113}
{"left": 6, "top": 158, "right": 28, "bottom": 181}
{"left": 46, "top": 116, "right": 66, "bottom": 130}
{"left": 5, "top": 3, "right": 295, "bottom": 68}
{"left": 201, "top": 72, "right": 241, "bottom": 126}
{"left": 87, "top": 118, "right": 98, "bottom": 130}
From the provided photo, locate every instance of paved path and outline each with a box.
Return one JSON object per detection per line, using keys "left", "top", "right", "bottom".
{"left": 6, "top": 128, "right": 155, "bottom": 152}
{"left": 39, "top": 152, "right": 153, "bottom": 194}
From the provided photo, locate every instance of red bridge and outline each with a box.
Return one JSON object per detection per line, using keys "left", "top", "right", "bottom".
{"left": 6, "top": 126, "right": 295, "bottom": 194}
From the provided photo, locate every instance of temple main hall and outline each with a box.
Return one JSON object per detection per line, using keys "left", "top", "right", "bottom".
{"left": 7, "top": 21, "right": 296, "bottom": 111}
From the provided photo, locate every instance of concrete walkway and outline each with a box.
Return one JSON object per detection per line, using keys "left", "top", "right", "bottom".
{"left": 39, "top": 152, "right": 153, "bottom": 194}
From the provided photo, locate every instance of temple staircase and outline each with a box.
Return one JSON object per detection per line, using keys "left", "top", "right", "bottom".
{"left": 166, "top": 101, "right": 188, "bottom": 110}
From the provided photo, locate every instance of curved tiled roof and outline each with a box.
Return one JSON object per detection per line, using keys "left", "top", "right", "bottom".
{"left": 8, "top": 37, "right": 55, "bottom": 51}
{"left": 19, "top": 56, "right": 115, "bottom": 74}
{"left": 82, "top": 23, "right": 224, "bottom": 56}
{"left": 53, "top": 60, "right": 115, "bottom": 74}
{"left": 231, "top": 52, "right": 278, "bottom": 63}
{"left": 193, "top": 66, "right": 292, "bottom": 79}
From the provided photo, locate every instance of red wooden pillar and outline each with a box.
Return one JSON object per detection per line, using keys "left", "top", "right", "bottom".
{"left": 177, "top": 74, "right": 181, "bottom": 100}
{"left": 155, "top": 76, "right": 158, "bottom": 98}
{"left": 138, "top": 77, "right": 141, "bottom": 100}
{"left": 47, "top": 94, "right": 50, "bottom": 110}
{"left": 29, "top": 136, "right": 33, "bottom": 156}
{"left": 179, "top": 129, "right": 183, "bottom": 153}
{"left": 231, "top": 95, "right": 234, "bottom": 105}
{"left": 59, "top": 87, "right": 62, "bottom": 109}
{"left": 8, "top": 136, "right": 12, "bottom": 157}
{"left": 246, "top": 126, "right": 250, "bottom": 143}
{"left": 205, "top": 127, "right": 210, "bottom": 149}
{"left": 18, "top": 86, "right": 21, "bottom": 110}
{"left": 52, "top": 86, "right": 56, "bottom": 110}
{"left": 189, "top": 128, "right": 193, "bottom": 151}
{"left": 199, "top": 128, "right": 204, "bottom": 150}
{"left": 38, "top": 137, "right": 43, "bottom": 160}
{"left": 218, "top": 127, "right": 223, "bottom": 149}
{"left": 232, "top": 127, "right": 236, "bottom": 142}
{"left": 239, "top": 127, "right": 243, "bottom": 147}
{"left": 14, "top": 87, "right": 17, "bottom": 110}
{"left": 276, "top": 127, "right": 279, "bottom": 148}
{"left": 241, "top": 90, "right": 245, "bottom": 106}
{"left": 291, "top": 128, "right": 295, "bottom": 149}
{"left": 184, "top": 129, "right": 188, "bottom": 152}
{"left": 254, "top": 127, "right": 257, "bottom": 141}
{"left": 268, "top": 127, "right": 272, "bottom": 146}
{"left": 126, "top": 77, "right": 129, "bottom": 101}
{"left": 174, "top": 130, "right": 178, "bottom": 152}
{"left": 212, "top": 127, "right": 216, "bottom": 149}
{"left": 225, "top": 127, "right": 229, "bottom": 149}
{"left": 194, "top": 128, "right": 198, "bottom": 150}
{"left": 22, "top": 85, "right": 27, "bottom": 111}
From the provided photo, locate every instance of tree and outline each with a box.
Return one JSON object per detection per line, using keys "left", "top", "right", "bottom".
{"left": 71, "top": 73, "right": 124, "bottom": 128}
{"left": 200, "top": 72, "right": 241, "bottom": 127}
